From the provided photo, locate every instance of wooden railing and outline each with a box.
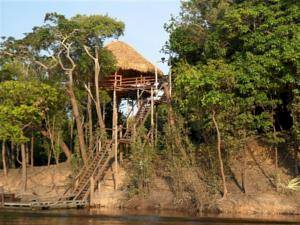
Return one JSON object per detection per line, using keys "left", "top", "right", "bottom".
{"left": 100, "top": 74, "right": 156, "bottom": 91}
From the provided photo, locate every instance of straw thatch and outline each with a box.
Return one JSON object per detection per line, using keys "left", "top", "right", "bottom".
{"left": 105, "top": 40, "right": 163, "bottom": 76}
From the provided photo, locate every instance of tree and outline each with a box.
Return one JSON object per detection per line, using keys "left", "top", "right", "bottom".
{"left": 1, "top": 13, "right": 124, "bottom": 165}
{"left": 164, "top": 0, "right": 233, "bottom": 64}
{"left": 0, "top": 80, "right": 58, "bottom": 191}
{"left": 175, "top": 60, "right": 236, "bottom": 198}
{"left": 166, "top": 0, "right": 300, "bottom": 196}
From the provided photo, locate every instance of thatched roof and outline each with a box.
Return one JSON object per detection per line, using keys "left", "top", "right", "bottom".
{"left": 105, "top": 40, "right": 163, "bottom": 76}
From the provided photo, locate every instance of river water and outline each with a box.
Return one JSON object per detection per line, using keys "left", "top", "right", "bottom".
{"left": 0, "top": 209, "right": 299, "bottom": 225}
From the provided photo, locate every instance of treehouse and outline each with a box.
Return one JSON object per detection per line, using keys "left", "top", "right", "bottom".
{"left": 101, "top": 40, "right": 164, "bottom": 99}
{"left": 100, "top": 40, "right": 167, "bottom": 143}
{"left": 0, "top": 41, "right": 170, "bottom": 209}
{"left": 67, "top": 41, "right": 170, "bottom": 203}
{"left": 63, "top": 41, "right": 169, "bottom": 205}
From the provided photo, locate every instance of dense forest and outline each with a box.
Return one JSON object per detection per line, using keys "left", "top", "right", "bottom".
{"left": 164, "top": 0, "right": 300, "bottom": 198}
{"left": 0, "top": 0, "right": 299, "bottom": 212}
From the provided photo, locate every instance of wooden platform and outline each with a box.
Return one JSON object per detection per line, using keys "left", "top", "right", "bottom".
{"left": 2, "top": 200, "right": 88, "bottom": 210}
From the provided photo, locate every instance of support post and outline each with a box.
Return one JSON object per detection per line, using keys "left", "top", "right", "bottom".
{"left": 113, "top": 83, "right": 118, "bottom": 190}
{"left": 103, "top": 103, "right": 106, "bottom": 125}
{"left": 119, "top": 126, "right": 123, "bottom": 165}
{"left": 98, "top": 182, "right": 101, "bottom": 195}
{"left": 90, "top": 177, "right": 95, "bottom": 206}
{"left": 151, "top": 87, "right": 154, "bottom": 145}
{"left": 155, "top": 108, "right": 158, "bottom": 148}
{"left": 137, "top": 89, "right": 140, "bottom": 108}
{"left": 126, "top": 98, "right": 130, "bottom": 129}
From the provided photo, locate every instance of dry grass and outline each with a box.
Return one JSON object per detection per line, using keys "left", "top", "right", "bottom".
{"left": 105, "top": 40, "right": 163, "bottom": 75}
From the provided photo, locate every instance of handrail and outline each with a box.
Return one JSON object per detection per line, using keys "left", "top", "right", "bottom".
{"left": 121, "top": 83, "right": 166, "bottom": 139}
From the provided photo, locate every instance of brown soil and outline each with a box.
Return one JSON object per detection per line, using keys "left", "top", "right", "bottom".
{"left": 217, "top": 139, "right": 300, "bottom": 215}
{"left": 0, "top": 139, "right": 299, "bottom": 216}
{"left": 0, "top": 163, "right": 71, "bottom": 201}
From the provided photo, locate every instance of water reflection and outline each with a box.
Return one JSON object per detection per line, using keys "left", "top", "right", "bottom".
{"left": 0, "top": 209, "right": 299, "bottom": 225}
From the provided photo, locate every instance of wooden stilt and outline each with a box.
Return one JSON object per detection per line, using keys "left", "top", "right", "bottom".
{"left": 126, "top": 98, "right": 130, "bottom": 128}
{"left": 151, "top": 87, "right": 154, "bottom": 145}
{"left": 98, "top": 182, "right": 101, "bottom": 195}
{"left": 137, "top": 89, "right": 140, "bottom": 108}
{"left": 113, "top": 80, "right": 118, "bottom": 190}
{"left": 119, "top": 126, "right": 123, "bottom": 164}
{"left": 90, "top": 177, "right": 95, "bottom": 206}
{"left": 155, "top": 107, "right": 158, "bottom": 148}
{"left": 103, "top": 103, "right": 106, "bottom": 124}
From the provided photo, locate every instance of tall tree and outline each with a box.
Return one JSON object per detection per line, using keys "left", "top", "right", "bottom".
{"left": 0, "top": 81, "right": 59, "bottom": 191}
{"left": 1, "top": 13, "right": 124, "bottom": 165}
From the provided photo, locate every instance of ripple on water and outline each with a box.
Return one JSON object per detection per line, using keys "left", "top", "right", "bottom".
{"left": 0, "top": 209, "right": 299, "bottom": 225}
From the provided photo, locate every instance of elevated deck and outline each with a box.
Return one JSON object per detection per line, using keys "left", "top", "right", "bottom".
{"left": 100, "top": 74, "right": 157, "bottom": 91}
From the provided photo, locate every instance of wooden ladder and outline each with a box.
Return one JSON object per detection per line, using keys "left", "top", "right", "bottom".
{"left": 70, "top": 84, "right": 168, "bottom": 202}
{"left": 121, "top": 99, "right": 151, "bottom": 142}
{"left": 71, "top": 140, "right": 114, "bottom": 201}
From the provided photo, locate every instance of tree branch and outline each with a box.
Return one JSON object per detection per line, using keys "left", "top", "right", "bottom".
{"left": 84, "top": 83, "right": 97, "bottom": 105}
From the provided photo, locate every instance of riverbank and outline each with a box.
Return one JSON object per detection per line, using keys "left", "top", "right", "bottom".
{"left": 1, "top": 141, "right": 300, "bottom": 216}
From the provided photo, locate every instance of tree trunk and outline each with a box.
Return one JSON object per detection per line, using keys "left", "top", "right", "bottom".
{"left": 2, "top": 141, "right": 8, "bottom": 177}
{"left": 70, "top": 117, "right": 74, "bottom": 151}
{"left": 30, "top": 136, "right": 34, "bottom": 168}
{"left": 212, "top": 110, "right": 228, "bottom": 198}
{"left": 25, "top": 143, "right": 29, "bottom": 165}
{"left": 294, "top": 145, "right": 299, "bottom": 176}
{"left": 66, "top": 79, "right": 87, "bottom": 164}
{"left": 84, "top": 46, "right": 105, "bottom": 130}
{"left": 275, "top": 146, "right": 278, "bottom": 191}
{"left": 95, "top": 59, "right": 105, "bottom": 130}
{"left": 41, "top": 130, "right": 72, "bottom": 162}
{"left": 10, "top": 142, "right": 15, "bottom": 169}
{"left": 241, "top": 144, "right": 247, "bottom": 194}
{"left": 87, "top": 82, "right": 93, "bottom": 152}
{"left": 163, "top": 83, "right": 188, "bottom": 160}
{"left": 47, "top": 146, "right": 51, "bottom": 167}
{"left": 21, "top": 143, "right": 27, "bottom": 192}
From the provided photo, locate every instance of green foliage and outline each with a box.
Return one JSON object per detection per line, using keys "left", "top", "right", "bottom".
{"left": 127, "top": 127, "right": 155, "bottom": 197}
{"left": 0, "top": 80, "right": 58, "bottom": 143}
{"left": 0, "top": 12, "right": 125, "bottom": 164}
{"left": 164, "top": 0, "right": 300, "bottom": 197}
{"left": 167, "top": 0, "right": 300, "bottom": 146}
{"left": 165, "top": 0, "right": 233, "bottom": 63}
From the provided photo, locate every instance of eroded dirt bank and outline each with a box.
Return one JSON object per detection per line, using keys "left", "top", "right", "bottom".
{"left": 1, "top": 141, "right": 300, "bottom": 216}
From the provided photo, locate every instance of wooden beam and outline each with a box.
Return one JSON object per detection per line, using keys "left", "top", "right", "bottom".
{"left": 151, "top": 87, "right": 154, "bottom": 145}
{"left": 113, "top": 82, "right": 118, "bottom": 190}
{"left": 119, "top": 126, "right": 123, "bottom": 165}
{"left": 90, "top": 177, "right": 95, "bottom": 207}
{"left": 155, "top": 107, "right": 158, "bottom": 148}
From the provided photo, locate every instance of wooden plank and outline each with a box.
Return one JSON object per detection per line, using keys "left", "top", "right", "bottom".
{"left": 4, "top": 202, "right": 31, "bottom": 208}
{"left": 113, "top": 84, "right": 118, "bottom": 190}
{"left": 3, "top": 200, "right": 87, "bottom": 209}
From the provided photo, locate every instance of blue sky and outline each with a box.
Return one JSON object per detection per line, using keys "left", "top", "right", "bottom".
{"left": 0, "top": 0, "right": 181, "bottom": 74}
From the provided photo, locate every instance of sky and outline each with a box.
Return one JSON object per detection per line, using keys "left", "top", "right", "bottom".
{"left": 0, "top": 0, "right": 181, "bottom": 74}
